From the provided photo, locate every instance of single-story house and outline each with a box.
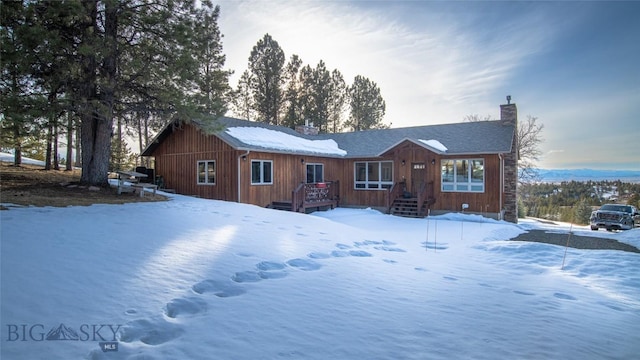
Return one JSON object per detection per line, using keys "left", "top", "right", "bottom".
{"left": 142, "top": 101, "right": 519, "bottom": 222}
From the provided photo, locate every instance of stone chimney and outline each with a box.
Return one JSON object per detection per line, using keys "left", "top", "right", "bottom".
{"left": 500, "top": 95, "right": 517, "bottom": 126}
{"left": 295, "top": 120, "right": 319, "bottom": 135}
{"left": 500, "top": 95, "right": 518, "bottom": 223}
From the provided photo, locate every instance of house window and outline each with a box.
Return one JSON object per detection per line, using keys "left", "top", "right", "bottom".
{"left": 354, "top": 161, "right": 393, "bottom": 190}
{"left": 441, "top": 159, "right": 484, "bottom": 192}
{"left": 251, "top": 160, "right": 273, "bottom": 185}
{"left": 306, "top": 163, "right": 324, "bottom": 183}
{"left": 197, "top": 160, "right": 215, "bottom": 184}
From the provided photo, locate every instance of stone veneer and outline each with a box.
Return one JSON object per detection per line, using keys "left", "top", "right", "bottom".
{"left": 500, "top": 102, "right": 518, "bottom": 223}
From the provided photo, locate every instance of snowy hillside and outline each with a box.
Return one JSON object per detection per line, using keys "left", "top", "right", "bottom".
{"left": 1, "top": 194, "right": 639, "bottom": 359}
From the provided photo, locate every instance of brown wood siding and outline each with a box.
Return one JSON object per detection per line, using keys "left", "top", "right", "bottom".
{"left": 150, "top": 127, "right": 504, "bottom": 215}
{"left": 239, "top": 154, "right": 344, "bottom": 207}
{"left": 436, "top": 154, "right": 502, "bottom": 214}
{"left": 152, "top": 124, "right": 240, "bottom": 201}
{"left": 337, "top": 157, "right": 393, "bottom": 208}
{"left": 375, "top": 141, "right": 503, "bottom": 214}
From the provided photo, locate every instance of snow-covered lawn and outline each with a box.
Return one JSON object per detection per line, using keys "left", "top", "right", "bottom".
{"left": 1, "top": 193, "right": 639, "bottom": 359}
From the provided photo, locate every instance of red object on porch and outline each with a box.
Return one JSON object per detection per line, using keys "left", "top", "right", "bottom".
{"left": 316, "top": 182, "right": 327, "bottom": 188}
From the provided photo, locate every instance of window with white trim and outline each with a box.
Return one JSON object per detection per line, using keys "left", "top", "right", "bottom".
{"left": 354, "top": 161, "right": 393, "bottom": 189}
{"left": 251, "top": 160, "right": 273, "bottom": 185}
{"left": 197, "top": 160, "right": 216, "bottom": 184}
{"left": 306, "top": 163, "right": 324, "bottom": 183}
{"left": 441, "top": 159, "right": 484, "bottom": 192}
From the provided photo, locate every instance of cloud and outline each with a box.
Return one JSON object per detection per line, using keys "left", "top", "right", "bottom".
{"left": 546, "top": 150, "right": 565, "bottom": 155}
{"left": 217, "top": 1, "right": 567, "bottom": 126}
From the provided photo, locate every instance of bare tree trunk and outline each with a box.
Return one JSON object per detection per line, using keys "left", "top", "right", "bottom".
{"left": 45, "top": 122, "right": 53, "bottom": 170}
{"left": 66, "top": 112, "right": 73, "bottom": 171}
{"left": 79, "top": 0, "right": 116, "bottom": 186}
{"left": 53, "top": 121, "right": 59, "bottom": 170}
{"left": 116, "top": 116, "right": 123, "bottom": 171}
{"left": 137, "top": 112, "right": 144, "bottom": 166}
{"left": 80, "top": 109, "right": 112, "bottom": 185}
{"left": 143, "top": 115, "right": 150, "bottom": 167}
{"left": 13, "top": 126, "right": 21, "bottom": 166}
{"left": 74, "top": 125, "right": 81, "bottom": 167}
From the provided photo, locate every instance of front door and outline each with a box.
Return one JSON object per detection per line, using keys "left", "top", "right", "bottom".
{"left": 411, "top": 163, "right": 426, "bottom": 195}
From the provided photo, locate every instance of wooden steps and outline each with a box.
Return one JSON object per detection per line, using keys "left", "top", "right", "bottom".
{"left": 390, "top": 198, "right": 427, "bottom": 218}
{"left": 268, "top": 201, "right": 293, "bottom": 211}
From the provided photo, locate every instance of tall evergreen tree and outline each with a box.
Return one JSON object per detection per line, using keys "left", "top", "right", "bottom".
{"left": 248, "top": 33, "right": 285, "bottom": 125}
{"left": 1, "top": 1, "right": 41, "bottom": 165}
{"left": 189, "top": 4, "right": 232, "bottom": 119}
{"left": 231, "top": 70, "right": 255, "bottom": 121}
{"left": 346, "top": 75, "right": 387, "bottom": 131}
{"left": 281, "top": 54, "right": 303, "bottom": 129}
{"left": 2, "top": 1, "right": 231, "bottom": 185}
{"left": 327, "top": 69, "right": 347, "bottom": 133}
{"left": 299, "top": 60, "right": 332, "bottom": 132}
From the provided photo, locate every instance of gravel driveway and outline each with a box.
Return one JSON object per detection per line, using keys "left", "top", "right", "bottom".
{"left": 511, "top": 230, "right": 640, "bottom": 253}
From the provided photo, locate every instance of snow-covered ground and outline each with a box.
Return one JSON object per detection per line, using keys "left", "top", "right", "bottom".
{"left": 0, "top": 152, "right": 46, "bottom": 166}
{"left": 1, "top": 192, "right": 639, "bottom": 359}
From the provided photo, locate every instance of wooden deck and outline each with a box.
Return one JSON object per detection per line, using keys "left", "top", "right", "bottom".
{"left": 270, "top": 181, "right": 339, "bottom": 213}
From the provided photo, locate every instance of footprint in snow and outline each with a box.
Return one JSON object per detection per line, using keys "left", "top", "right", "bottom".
{"left": 307, "top": 252, "right": 331, "bottom": 259}
{"left": 256, "top": 261, "right": 289, "bottom": 279}
{"left": 331, "top": 250, "right": 351, "bottom": 258}
{"left": 513, "top": 290, "right": 535, "bottom": 296}
{"left": 335, "top": 243, "right": 352, "bottom": 249}
{"left": 119, "top": 318, "right": 184, "bottom": 345}
{"left": 600, "top": 302, "right": 625, "bottom": 312}
{"left": 192, "top": 279, "right": 246, "bottom": 298}
{"left": 256, "top": 261, "right": 287, "bottom": 271}
{"left": 232, "top": 271, "right": 263, "bottom": 283}
{"left": 373, "top": 246, "right": 406, "bottom": 252}
{"left": 349, "top": 250, "right": 372, "bottom": 257}
{"left": 443, "top": 276, "right": 458, "bottom": 281}
{"left": 259, "top": 270, "right": 288, "bottom": 279}
{"left": 414, "top": 267, "right": 428, "bottom": 272}
{"left": 286, "top": 258, "right": 322, "bottom": 271}
{"left": 235, "top": 252, "right": 255, "bottom": 258}
{"left": 553, "top": 292, "right": 577, "bottom": 301}
{"left": 383, "top": 259, "right": 398, "bottom": 264}
{"left": 422, "top": 242, "right": 449, "bottom": 250}
{"left": 354, "top": 240, "right": 383, "bottom": 247}
{"left": 164, "top": 297, "right": 207, "bottom": 318}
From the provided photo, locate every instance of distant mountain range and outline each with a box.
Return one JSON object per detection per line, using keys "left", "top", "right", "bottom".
{"left": 537, "top": 169, "right": 640, "bottom": 183}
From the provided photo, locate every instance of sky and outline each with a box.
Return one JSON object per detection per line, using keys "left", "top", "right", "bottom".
{"left": 2, "top": 182, "right": 639, "bottom": 358}
{"left": 214, "top": 1, "right": 640, "bottom": 171}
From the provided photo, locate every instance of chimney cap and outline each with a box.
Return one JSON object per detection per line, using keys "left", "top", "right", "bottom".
{"left": 506, "top": 95, "right": 512, "bottom": 104}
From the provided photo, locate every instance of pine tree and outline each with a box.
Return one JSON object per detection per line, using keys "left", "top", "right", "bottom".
{"left": 346, "top": 75, "right": 388, "bottom": 131}
{"left": 281, "top": 54, "right": 303, "bottom": 129}
{"left": 231, "top": 70, "right": 255, "bottom": 121}
{"left": 327, "top": 69, "right": 347, "bottom": 133}
{"left": 300, "top": 60, "right": 332, "bottom": 132}
{"left": 3, "top": 1, "right": 231, "bottom": 185}
{"left": 248, "top": 33, "right": 285, "bottom": 125}
{"left": 574, "top": 200, "right": 593, "bottom": 225}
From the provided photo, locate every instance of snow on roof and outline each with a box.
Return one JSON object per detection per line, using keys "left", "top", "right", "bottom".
{"left": 418, "top": 139, "right": 448, "bottom": 153}
{"left": 226, "top": 127, "right": 347, "bottom": 156}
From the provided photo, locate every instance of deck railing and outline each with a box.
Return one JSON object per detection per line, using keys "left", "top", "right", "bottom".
{"left": 292, "top": 181, "right": 339, "bottom": 213}
{"left": 386, "top": 181, "right": 406, "bottom": 213}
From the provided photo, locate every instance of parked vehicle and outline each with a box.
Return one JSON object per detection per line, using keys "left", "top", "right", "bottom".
{"left": 590, "top": 204, "right": 639, "bottom": 231}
